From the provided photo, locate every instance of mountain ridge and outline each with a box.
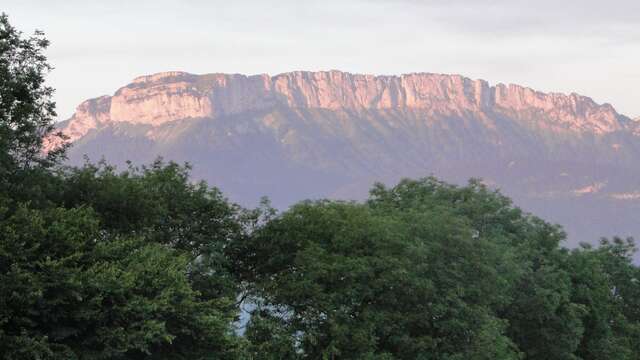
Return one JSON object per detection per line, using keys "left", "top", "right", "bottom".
{"left": 50, "top": 70, "right": 640, "bottom": 248}
{"left": 48, "top": 70, "right": 636, "bottom": 151}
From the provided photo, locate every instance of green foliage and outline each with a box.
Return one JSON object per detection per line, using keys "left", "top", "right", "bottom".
{"left": 57, "top": 159, "right": 243, "bottom": 301}
{"left": 1, "top": 14, "right": 246, "bottom": 359}
{"left": 233, "top": 178, "right": 640, "bottom": 359}
{"left": 0, "top": 194, "right": 244, "bottom": 359}
{"left": 568, "top": 238, "right": 640, "bottom": 360}
{"left": 0, "top": 13, "right": 66, "bottom": 186}
{"left": 233, "top": 187, "right": 524, "bottom": 359}
{"left": 244, "top": 311, "right": 299, "bottom": 360}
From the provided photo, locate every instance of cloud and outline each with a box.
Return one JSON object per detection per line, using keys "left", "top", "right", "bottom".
{"left": 370, "top": 0, "right": 640, "bottom": 38}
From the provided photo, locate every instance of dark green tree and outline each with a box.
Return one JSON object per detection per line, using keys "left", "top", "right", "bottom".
{"left": 244, "top": 311, "right": 299, "bottom": 360}
{"left": 0, "top": 204, "right": 243, "bottom": 359}
{"left": 0, "top": 14, "right": 246, "bottom": 359}
{"left": 232, "top": 177, "right": 640, "bottom": 359}
{"left": 568, "top": 238, "right": 640, "bottom": 360}
{"left": 0, "top": 13, "right": 66, "bottom": 204}
{"left": 232, "top": 186, "right": 523, "bottom": 359}
{"left": 57, "top": 159, "right": 244, "bottom": 301}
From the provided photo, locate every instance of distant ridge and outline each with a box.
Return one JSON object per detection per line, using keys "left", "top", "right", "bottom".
{"left": 51, "top": 70, "right": 640, "bottom": 249}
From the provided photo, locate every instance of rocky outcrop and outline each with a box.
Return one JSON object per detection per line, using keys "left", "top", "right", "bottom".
{"left": 633, "top": 117, "right": 640, "bottom": 136}
{"left": 49, "top": 71, "right": 634, "bottom": 153}
{"left": 50, "top": 70, "right": 640, "bottom": 251}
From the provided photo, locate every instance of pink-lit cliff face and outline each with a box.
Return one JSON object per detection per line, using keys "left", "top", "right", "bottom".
{"left": 50, "top": 70, "right": 640, "bottom": 250}
{"left": 633, "top": 118, "right": 640, "bottom": 136}
{"left": 49, "top": 71, "right": 634, "bottom": 151}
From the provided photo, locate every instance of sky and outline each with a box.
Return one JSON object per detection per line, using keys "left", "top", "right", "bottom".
{"left": 4, "top": 0, "right": 640, "bottom": 120}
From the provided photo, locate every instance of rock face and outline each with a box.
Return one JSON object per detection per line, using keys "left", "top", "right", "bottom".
{"left": 53, "top": 70, "right": 640, "bottom": 248}
{"left": 54, "top": 70, "right": 632, "bottom": 134}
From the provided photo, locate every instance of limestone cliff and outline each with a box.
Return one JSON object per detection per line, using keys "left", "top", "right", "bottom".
{"left": 50, "top": 71, "right": 634, "bottom": 152}
{"left": 51, "top": 70, "right": 640, "bottom": 250}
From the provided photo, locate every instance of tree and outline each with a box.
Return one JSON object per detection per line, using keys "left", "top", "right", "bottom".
{"left": 0, "top": 13, "right": 69, "bottom": 211}
{"left": 232, "top": 186, "right": 524, "bottom": 359}
{"left": 568, "top": 238, "right": 640, "bottom": 359}
{"left": 0, "top": 13, "right": 66, "bottom": 188}
{"left": 232, "top": 177, "right": 640, "bottom": 359}
{"left": 0, "top": 204, "right": 243, "bottom": 359}
{"left": 57, "top": 159, "right": 244, "bottom": 301}
{"left": 244, "top": 311, "right": 299, "bottom": 360}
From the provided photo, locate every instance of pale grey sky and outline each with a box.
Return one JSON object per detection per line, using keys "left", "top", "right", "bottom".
{"left": 4, "top": 0, "right": 640, "bottom": 119}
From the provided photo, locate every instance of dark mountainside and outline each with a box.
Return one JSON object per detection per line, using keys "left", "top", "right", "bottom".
{"left": 50, "top": 70, "right": 640, "bottom": 248}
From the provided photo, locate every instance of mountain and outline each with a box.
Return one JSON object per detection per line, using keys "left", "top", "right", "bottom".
{"left": 50, "top": 70, "right": 640, "bottom": 247}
